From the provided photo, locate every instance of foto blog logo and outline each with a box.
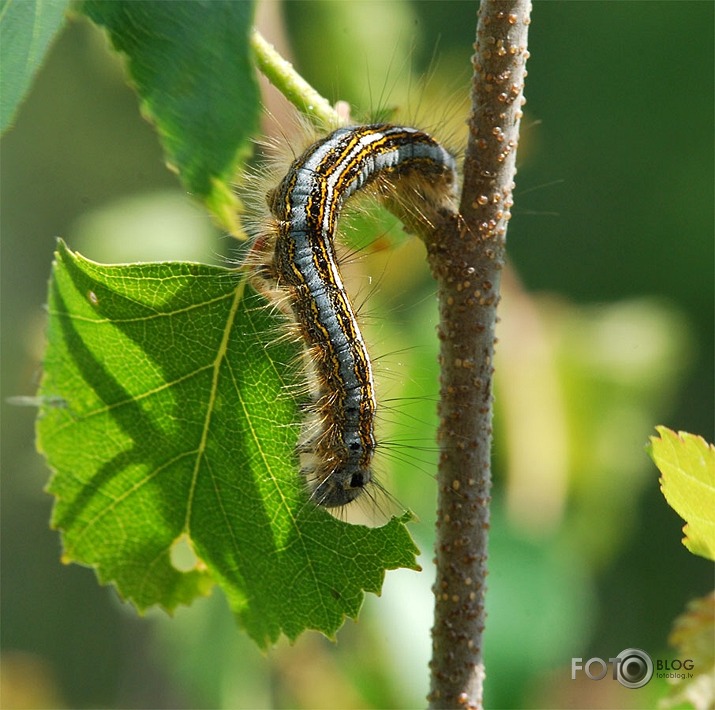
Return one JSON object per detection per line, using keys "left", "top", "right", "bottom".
{"left": 571, "top": 648, "right": 654, "bottom": 689}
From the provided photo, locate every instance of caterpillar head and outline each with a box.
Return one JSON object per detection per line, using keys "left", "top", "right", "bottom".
{"left": 310, "top": 467, "right": 372, "bottom": 508}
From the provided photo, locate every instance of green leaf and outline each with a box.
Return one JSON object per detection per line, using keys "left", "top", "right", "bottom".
{"left": 36, "top": 241, "right": 420, "bottom": 647}
{"left": 662, "top": 592, "right": 715, "bottom": 710}
{"left": 81, "top": 0, "right": 260, "bottom": 236}
{"left": 0, "top": 0, "right": 71, "bottom": 134}
{"left": 648, "top": 426, "right": 715, "bottom": 561}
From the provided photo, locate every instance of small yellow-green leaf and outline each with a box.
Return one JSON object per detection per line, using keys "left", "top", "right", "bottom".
{"left": 36, "top": 241, "right": 420, "bottom": 647}
{"left": 648, "top": 426, "right": 715, "bottom": 561}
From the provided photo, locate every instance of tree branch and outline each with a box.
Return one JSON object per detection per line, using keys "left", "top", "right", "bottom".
{"left": 427, "top": 2, "right": 531, "bottom": 708}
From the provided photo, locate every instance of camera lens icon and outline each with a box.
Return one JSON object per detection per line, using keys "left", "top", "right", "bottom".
{"left": 615, "top": 648, "right": 653, "bottom": 688}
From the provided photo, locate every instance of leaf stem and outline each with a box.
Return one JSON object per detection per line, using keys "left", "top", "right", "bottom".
{"left": 427, "top": 2, "right": 532, "bottom": 708}
{"left": 249, "top": 29, "right": 341, "bottom": 129}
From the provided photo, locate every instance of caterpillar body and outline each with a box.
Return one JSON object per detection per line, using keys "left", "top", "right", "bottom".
{"left": 254, "top": 123, "right": 457, "bottom": 508}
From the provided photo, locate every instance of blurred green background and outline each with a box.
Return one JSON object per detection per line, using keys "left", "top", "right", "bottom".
{"left": 1, "top": 1, "right": 712, "bottom": 709}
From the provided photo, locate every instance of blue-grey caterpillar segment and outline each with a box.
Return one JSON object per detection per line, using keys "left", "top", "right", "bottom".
{"left": 266, "top": 124, "right": 457, "bottom": 507}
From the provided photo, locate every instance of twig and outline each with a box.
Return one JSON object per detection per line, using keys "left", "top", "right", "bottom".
{"left": 250, "top": 29, "right": 340, "bottom": 129}
{"left": 427, "top": 2, "right": 532, "bottom": 708}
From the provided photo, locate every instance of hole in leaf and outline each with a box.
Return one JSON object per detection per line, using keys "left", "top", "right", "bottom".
{"left": 170, "top": 534, "right": 200, "bottom": 572}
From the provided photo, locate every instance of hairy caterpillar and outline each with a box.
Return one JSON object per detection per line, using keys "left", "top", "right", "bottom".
{"left": 251, "top": 123, "right": 457, "bottom": 508}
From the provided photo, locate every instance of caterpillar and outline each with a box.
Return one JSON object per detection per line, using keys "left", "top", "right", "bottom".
{"left": 252, "top": 123, "right": 457, "bottom": 508}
